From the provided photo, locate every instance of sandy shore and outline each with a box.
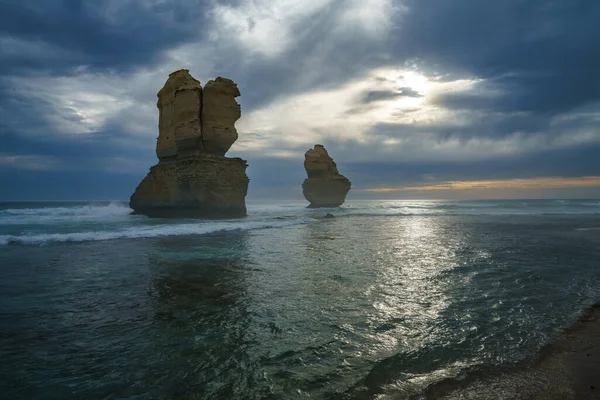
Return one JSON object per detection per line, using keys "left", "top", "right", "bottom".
{"left": 419, "top": 303, "right": 600, "bottom": 399}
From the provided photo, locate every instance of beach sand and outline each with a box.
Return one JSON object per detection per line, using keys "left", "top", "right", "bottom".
{"left": 421, "top": 303, "right": 600, "bottom": 399}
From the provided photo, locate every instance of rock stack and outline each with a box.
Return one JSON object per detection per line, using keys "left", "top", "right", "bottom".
{"left": 302, "top": 145, "right": 351, "bottom": 208}
{"left": 130, "top": 69, "right": 249, "bottom": 218}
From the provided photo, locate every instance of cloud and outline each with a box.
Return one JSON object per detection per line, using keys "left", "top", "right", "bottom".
{"left": 0, "top": 153, "right": 61, "bottom": 171}
{"left": 235, "top": 68, "right": 483, "bottom": 159}
{"left": 0, "top": 0, "right": 210, "bottom": 75}
{"left": 361, "top": 87, "right": 423, "bottom": 103}
{"left": 361, "top": 90, "right": 405, "bottom": 103}
{"left": 401, "top": 0, "right": 600, "bottom": 115}
{"left": 1, "top": 0, "right": 401, "bottom": 144}
{"left": 209, "top": 0, "right": 333, "bottom": 57}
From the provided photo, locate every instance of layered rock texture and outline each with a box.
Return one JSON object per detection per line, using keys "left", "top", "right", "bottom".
{"left": 302, "top": 145, "right": 351, "bottom": 208}
{"left": 130, "top": 69, "right": 249, "bottom": 218}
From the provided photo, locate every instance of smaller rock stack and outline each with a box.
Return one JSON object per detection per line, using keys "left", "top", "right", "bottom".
{"left": 302, "top": 145, "right": 351, "bottom": 208}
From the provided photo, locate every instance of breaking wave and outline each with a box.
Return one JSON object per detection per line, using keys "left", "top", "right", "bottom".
{"left": 0, "top": 217, "right": 315, "bottom": 246}
{"left": 0, "top": 202, "right": 132, "bottom": 224}
{"left": 1, "top": 199, "right": 599, "bottom": 246}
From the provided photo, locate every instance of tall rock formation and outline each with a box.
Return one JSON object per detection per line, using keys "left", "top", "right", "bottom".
{"left": 302, "top": 145, "right": 351, "bottom": 208}
{"left": 130, "top": 69, "right": 249, "bottom": 218}
{"left": 201, "top": 77, "right": 241, "bottom": 156}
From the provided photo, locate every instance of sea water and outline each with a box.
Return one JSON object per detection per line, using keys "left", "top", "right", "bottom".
{"left": 1, "top": 199, "right": 600, "bottom": 399}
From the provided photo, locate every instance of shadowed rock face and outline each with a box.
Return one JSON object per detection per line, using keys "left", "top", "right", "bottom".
{"left": 130, "top": 69, "right": 248, "bottom": 218}
{"left": 202, "top": 77, "right": 241, "bottom": 156}
{"left": 302, "top": 145, "right": 351, "bottom": 208}
{"left": 155, "top": 70, "right": 203, "bottom": 159}
{"left": 155, "top": 71, "right": 241, "bottom": 159}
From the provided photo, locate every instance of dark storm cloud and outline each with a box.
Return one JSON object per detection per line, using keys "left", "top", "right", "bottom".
{"left": 0, "top": 0, "right": 208, "bottom": 167}
{"left": 0, "top": 0, "right": 209, "bottom": 75}
{"left": 0, "top": 0, "right": 210, "bottom": 193}
{"left": 361, "top": 88, "right": 422, "bottom": 104}
{"left": 402, "top": 0, "right": 600, "bottom": 115}
{"left": 0, "top": 75, "right": 153, "bottom": 171}
{"left": 362, "top": 91, "right": 403, "bottom": 103}
{"left": 0, "top": 130, "right": 155, "bottom": 173}
{"left": 370, "top": 111, "right": 550, "bottom": 141}
{"left": 397, "top": 87, "right": 423, "bottom": 98}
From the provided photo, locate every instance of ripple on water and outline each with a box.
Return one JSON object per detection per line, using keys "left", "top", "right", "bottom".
{"left": 1, "top": 209, "right": 600, "bottom": 399}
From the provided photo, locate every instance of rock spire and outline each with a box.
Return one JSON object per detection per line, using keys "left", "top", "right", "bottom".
{"left": 302, "top": 145, "right": 351, "bottom": 208}
{"left": 130, "top": 69, "right": 249, "bottom": 218}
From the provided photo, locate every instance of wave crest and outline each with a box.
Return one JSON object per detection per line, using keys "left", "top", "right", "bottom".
{"left": 0, "top": 202, "right": 132, "bottom": 224}
{"left": 0, "top": 217, "right": 314, "bottom": 246}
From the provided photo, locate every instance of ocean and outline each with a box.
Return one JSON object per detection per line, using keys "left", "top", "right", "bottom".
{"left": 1, "top": 199, "right": 600, "bottom": 399}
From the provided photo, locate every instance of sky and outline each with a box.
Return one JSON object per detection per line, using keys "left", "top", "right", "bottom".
{"left": 1, "top": 0, "right": 600, "bottom": 201}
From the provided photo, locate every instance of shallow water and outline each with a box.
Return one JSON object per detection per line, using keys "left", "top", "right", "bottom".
{"left": 1, "top": 199, "right": 600, "bottom": 399}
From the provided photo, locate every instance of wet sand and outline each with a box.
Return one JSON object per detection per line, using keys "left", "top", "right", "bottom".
{"left": 420, "top": 303, "right": 600, "bottom": 399}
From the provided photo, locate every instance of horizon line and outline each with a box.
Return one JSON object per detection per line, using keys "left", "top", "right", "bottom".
{"left": 363, "top": 176, "right": 600, "bottom": 193}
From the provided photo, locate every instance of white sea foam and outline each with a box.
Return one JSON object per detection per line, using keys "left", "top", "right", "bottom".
{"left": 3, "top": 200, "right": 599, "bottom": 226}
{"left": 2, "top": 199, "right": 599, "bottom": 246}
{"left": 580, "top": 201, "right": 600, "bottom": 207}
{"left": 1, "top": 202, "right": 132, "bottom": 224}
{"left": 0, "top": 217, "right": 315, "bottom": 245}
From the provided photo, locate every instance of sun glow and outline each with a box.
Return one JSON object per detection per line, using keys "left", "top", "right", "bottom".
{"left": 399, "top": 71, "right": 431, "bottom": 96}
{"left": 366, "top": 176, "right": 600, "bottom": 192}
{"left": 236, "top": 67, "right": 483, "bottom": 154}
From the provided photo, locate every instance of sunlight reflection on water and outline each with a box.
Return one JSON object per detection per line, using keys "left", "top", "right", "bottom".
{"left": 2, "top": 209, "right": 600, "bottom": 399}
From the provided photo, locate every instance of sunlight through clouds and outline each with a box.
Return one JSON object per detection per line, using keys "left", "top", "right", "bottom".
{"left": 210, "top": 0, "right": 333, "bottom": 57}
{"left": 366, "top": 176, "right": 600, "bottom": 192}
{"left": 236, "top": 67, "right": 482, "bottom": 154}
{"left": 211, "top": 0, "right": 400, "bottom": 56}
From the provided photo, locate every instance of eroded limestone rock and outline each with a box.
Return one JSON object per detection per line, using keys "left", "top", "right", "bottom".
{"left": 156, "top": 69, "right": 203, "bottom": 160}
{"left": 130, "top": 70, "right": 248, "bottom": 218}
{"left": 201, "top": 77, "right": 241, "bottom": 156}
{"left": 302, "top": 145, "right": 351, "bottom": 208}
{"left": 130, "top": 154, "right": 248, "bottom": 218}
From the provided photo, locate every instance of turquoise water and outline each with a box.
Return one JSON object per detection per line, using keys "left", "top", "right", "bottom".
{"left": 1, "top": 199, "right": 600, "bottom": 399}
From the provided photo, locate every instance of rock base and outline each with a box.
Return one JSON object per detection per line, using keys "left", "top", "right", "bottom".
{"left": 302, "top": 177, "right": 351, "bottom": 208}
{"left": 130, "top": 154, "right": 249, "bottom": 218}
